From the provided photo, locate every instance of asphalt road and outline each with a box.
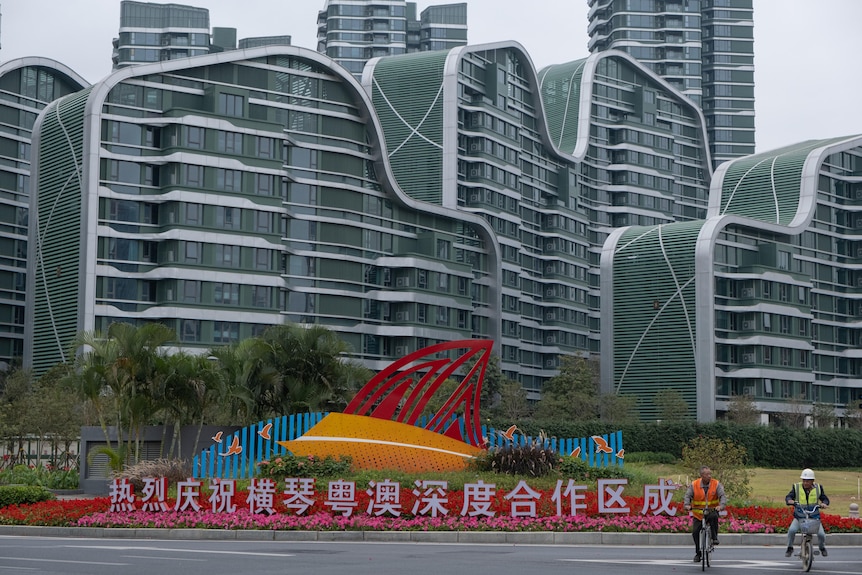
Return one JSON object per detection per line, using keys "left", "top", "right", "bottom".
{"left": 1, "top": 537, "right": 860, "bottom": 575}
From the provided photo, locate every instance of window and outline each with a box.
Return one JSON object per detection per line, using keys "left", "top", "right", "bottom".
{"left": 418, "top": 270, "right": 427, "bottom": 289}
{"left": 256, "top": 211, "right": 271, "bottom": 233}
{"left": 185, "top": 203, "right": 200, "bottom": 225}
{"left": 256, "top": 137, "right": 274, "bottom": 159}
{"left": 252, "top": 286, "right": 270, "bottom": 307}
{"left": 181, "top": 319, "right": 201, "bottom": 342}
{"left": 185, "top": 165, "right": 203, "bottom": 187}
{"left": 417, "top": 304, "right": 427, "bottom": 323}
{"left": 255, "top": 248, "right": 269, "bottom": 270}
{"left": 213, "top": 321, "right": 239, "bottom": 343}
{"left": 218, "top": 93, "right": 244, "bottom": 117}
{"left": 437, "top": 306, "right": 449, "bottom": 325}
{"left": 216, "top": 206, "right": 240, "bottom": 229}
{"left": 214, "top": 283, "right": 239, "bottom": 305}
{"left": 216, "top": 169, "right": 242, "bottom": 192}
{"left": 780, "top": 316, "right": 790, "bottom": 334}
{"left": 183, "top": 280, "right": 200, "bottom": 302}
{"left": 217, "top": 245, "right": 240, "bottom": 267}
{"left": 256, "top": 174, "right": 273, "bottom": 196}
{"left": 778, "top": 251, "right": 790, "bottom": 270}
{"left": 186, "top": 126, "right": 204, "bottom": 149}
{"left": 184, "top": 241, "right": 200, "bottom": 263}
{"left": 217, "top": 131, "right": 243, "bottom": 154}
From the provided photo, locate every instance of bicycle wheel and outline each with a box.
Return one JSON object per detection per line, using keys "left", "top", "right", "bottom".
{"left": 801, "top": 536, "right": 813, "bottom": 572}
{"left": 700, "top": 525, "right": 709, "bottom": 571}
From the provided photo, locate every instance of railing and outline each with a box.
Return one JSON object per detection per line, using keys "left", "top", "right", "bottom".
{"left": 193, "top": 412, "right": 624, "bottom": 480}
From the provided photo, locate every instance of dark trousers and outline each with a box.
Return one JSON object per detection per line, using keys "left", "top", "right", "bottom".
{"left": 692, "top": 513, "right": 719, "bottom": 552}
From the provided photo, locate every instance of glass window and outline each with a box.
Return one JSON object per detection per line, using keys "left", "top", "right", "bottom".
{"left": 214, "top": 283, "right": 238, "bottom": 305}
{"left": 183, "top": 280, "right": 200, "bottom": 302}
{"left": 255, "top": 248, "right": 269, "bottom": 270}
{"left": 213, "top": 321, "right": 239, "bottom": 343}
{"left": 217, "top": 244, "right": 240, "bottom": 267}
{"left": 218, "top": 93, "right": 244, "bottom": 117}
{"left": 217, "top": 131, "right": 243, "bottom": 154}
{"left": 184, "top": 241, "right": 200, "bottom": 263}
{"left": 181, "top": 319, "right": 201, "bottom": 342}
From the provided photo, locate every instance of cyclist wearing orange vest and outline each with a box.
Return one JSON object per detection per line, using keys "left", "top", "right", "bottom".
{"left": 784, "top": 468, "right": 829, "bottom": 557}
{"left": 683, "top": 466, "right": 727, "bottom": 563}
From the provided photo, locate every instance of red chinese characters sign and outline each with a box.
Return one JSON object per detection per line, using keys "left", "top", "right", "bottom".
{"left": 108, "top": 477, "right": 683, "bottom": 518}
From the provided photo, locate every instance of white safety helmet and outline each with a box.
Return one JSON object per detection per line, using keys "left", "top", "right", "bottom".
{"left": 800, "top": 468, "right": 816, "bottom": 480}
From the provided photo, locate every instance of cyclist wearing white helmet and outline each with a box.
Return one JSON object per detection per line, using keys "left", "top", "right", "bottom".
{"left": 784, "top": 468, "right": 830, "bottom": 557}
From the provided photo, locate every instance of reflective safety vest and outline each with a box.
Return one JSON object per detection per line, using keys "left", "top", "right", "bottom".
{"left": 691, "top": 479, "right": 720, "bottom": 519}
{"left": 794, "top": 482, "right": 822, "bottom": 519}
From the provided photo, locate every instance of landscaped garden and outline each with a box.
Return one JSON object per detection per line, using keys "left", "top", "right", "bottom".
{"left": 2, "top": 452, "right": 861, "bottom": 534}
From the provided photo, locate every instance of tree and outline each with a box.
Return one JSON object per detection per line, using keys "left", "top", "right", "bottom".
{"left": 725, "top": 393, "right": 760, "bottom": 425}
{"left": 262, "top": 324, "right": 356, "bottom": 414}
{"left": 653, "top": 388, "right": 689, "bottom": 421}
{"left": 533, "top": 355, "right": 599, "bottom": 421}
{"left": 844, "top": 399, "right": 862, "bottom": 429}
{"left": 598, "top": 392, "right": 638, "bottom": 424}
{"left": 681, "top": 436, "right": 752, "bottom": 501}
{"left": 491, "top": 380, "right": 531, "bottom": 421}
{"left": 811, "top": 402, "right": 837, "bottom": 428}
{"left": 62, "top": 322, "right": 175, "bottom": 463}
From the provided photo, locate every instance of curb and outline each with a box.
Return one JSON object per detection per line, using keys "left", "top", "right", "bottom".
{"left": 0, "top": 526, "right": 860, "bottom": 546}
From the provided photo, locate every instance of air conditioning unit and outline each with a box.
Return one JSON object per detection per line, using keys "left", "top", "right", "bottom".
{"left": 470, "top": 193, "right": 480, "bottom": 202}
{"left": 394, "top": 346, "right": 407, "bottom": 356}
{"left": 469, "top": 142, "right": 482, "bottom": 152}
{"left": 166, "top": 288, "right": 173, "bottom": 300}
{"left": 395, "top": 277, "right": 409, "bottom": 287}
{"left": 545, "top": 358, "right": 556, "bottom": 367}
{"left": 742, "top": 353, "right": 755, "bottom": 363}
{"left": 743, "top": 386, "right": 755, "bottom": 396}
{"left": 546, "top": 243, "right": 555, "bottom": 250}
{"left": 167, "top": 250, "right": 174, "bottom": 261}
{"left": 546, "top": 288, "right": 555, "bottom": 296}
{"left": 395, "top": 311, "right": 407, "bottom": 321}
{"left": 469, "top": 168, "right": 480, "bottom": 177}
{"left": 741, "top": 288, "right": 754, "bottom": 298}
{"left": 546, "top": 335, "right": 555, "bottom": 343}
{"left": 546, "top": 312, "right": 555, "bottom": 320}
{"left": 742, "top": 321, "right": 753, "bottom": 330}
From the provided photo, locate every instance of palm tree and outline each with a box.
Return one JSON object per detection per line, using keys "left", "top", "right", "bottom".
{"left": 262, "top": 324, "right": 354, "bottom": 414}
{"left": 208, "top": 337, "right": 278, "bottom": 424}
{"left": 63, "top": 322, "right": 175, "bottom": 463}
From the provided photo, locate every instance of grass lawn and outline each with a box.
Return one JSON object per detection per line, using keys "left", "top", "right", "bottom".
{"left": 632, "top": 463, "right": 862, "bottom": 516}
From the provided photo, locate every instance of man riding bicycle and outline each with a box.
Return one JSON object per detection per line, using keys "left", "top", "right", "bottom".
{"left": 785, "top": 468, "right": 830, "bottom": 557}
{"left": 683, "top": 465, "right": 727, "bottom": 563}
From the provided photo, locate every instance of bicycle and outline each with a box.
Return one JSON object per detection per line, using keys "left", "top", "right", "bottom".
{"left": 692, "top": 506, "right": 719, "bottom": 571}
{"left": 789, "top": 503, "right": 824, "bottom": 572}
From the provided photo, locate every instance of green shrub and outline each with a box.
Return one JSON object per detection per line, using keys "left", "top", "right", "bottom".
{"left": 0, "top": 464, "right": 79, "bottom": 490}
{"left": 0, "top": 485, "right": 55, "bottom": 507}
{"left": 557, "top": 456, "right": 630, "bottom": 481}
{"left": 256, "top": 454, "right": 352, "bottom": 480}
{"left": 624, "top": 451, "right": 678, "bottom": 464}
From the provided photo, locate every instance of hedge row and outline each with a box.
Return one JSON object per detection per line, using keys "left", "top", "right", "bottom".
{"left": 512, "top": 420, "right": 862, "bottom": 469}
{"left": 0, "top": 485, "right": 55, "bottom": 508}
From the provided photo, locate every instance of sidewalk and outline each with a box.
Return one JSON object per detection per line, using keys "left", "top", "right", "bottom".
{"left": 1, "top": 524, "right": 860, "bottom": 547}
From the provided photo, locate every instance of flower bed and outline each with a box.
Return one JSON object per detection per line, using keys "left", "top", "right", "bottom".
{"left": 2, "top": 490, "right": 860, "bottom": 533}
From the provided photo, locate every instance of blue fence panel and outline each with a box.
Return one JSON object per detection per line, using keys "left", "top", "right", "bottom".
{"left": 192, "top": 412, "right": 622, "bottom": 479}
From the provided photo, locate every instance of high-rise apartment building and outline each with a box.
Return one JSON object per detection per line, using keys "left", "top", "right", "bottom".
{"left": 0, "top": 58, "right": 87, "bottom": 369}
{"left": 316, "top": 1, "right": 467, "bottom": 78}
{"left": 602, "top": 137, "right": 862, "bottom": 423}
{"left": 587, "top": 0, "right": 755, "bottom": 169}
{"left": 112, "top": 1, "right": 211, "bottom": 69}
{"left": 27, "top": 42, "right": 710, "bottom": 402}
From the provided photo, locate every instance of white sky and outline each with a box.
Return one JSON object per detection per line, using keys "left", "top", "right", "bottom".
{"left": 2, "top": 0, "right": 861, "bottom": 153}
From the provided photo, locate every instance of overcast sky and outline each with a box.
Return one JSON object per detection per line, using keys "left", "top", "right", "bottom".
{"left": 2, "top": 0, "right": 860, "bottom": 153}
